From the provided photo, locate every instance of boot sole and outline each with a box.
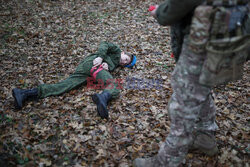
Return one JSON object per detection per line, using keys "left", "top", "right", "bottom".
{"left": 92, "top": 94, "right": 109, "bottom": 119}
{"left": 12, "top": 89, "right": 23, "bottom": 109}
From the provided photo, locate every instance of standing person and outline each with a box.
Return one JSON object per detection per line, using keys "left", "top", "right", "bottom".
{"left": 134, "top": 1, "right": 249, "bottom": 166}
{"left": 12, "top": 41, "right": 136, "bottom": 119}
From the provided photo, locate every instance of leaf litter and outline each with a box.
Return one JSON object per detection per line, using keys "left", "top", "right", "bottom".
{"left": 0, "top": 0, "right": 249, "bottom": 166}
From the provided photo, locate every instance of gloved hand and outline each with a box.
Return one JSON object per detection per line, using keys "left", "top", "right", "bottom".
{"left": 149, "top": 5, "right": 159, "bottom": 18}
{"left": 93, "top": 57, "right": 103, "bottom": 67}
{"left": 102, "top": 62, "right": 109, "bottom": 71}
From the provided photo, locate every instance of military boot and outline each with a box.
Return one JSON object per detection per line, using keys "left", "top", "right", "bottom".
{"left": 133, "top": 155, "right": 165, "bottom": 167}
{"left": 92, "top": 91, "right": 111, "bottom": 119}
{"left": 190, "top": 131, "right": 218, "bottom": 156}
{"left": 12, "top": 88, "right": 38, "bottom": 109}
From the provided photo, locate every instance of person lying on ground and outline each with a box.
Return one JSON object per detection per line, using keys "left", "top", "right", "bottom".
{"left": 12, "top": 41, "right": 137, "bottom": 119}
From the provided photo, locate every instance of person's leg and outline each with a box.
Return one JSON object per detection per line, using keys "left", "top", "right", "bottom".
{"left": 189, "top": 94, "right": 218, "bottom": 156}
{"left": 12, "top": 88, "right": 39, "bottom": 109}
{"left": 96, "top": 70, "right": 120, "bottom": 98}
{"left": 92, "top": 70, "right": 120, "bottom": 119}
{"left": 13, "top": 61, "right": 90, "bottom": 109}
{"left": 134, "top": 37, "right": 214, "bottom": 167}
{"left": 38, "top": 59, "right": 92, "bottom": 98}
{"left": 194, "top": 94, "right": 217, "bottom": 132}
{"left": 156, "top": 62, "right": 213, "bottom": 166}
{"left": 38, "top": 71, "right": 88, "bottom": 98}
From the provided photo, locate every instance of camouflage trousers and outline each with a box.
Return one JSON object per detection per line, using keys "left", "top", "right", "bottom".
{"left": 38, "top": 62, "right": 120, "bottom": 99}
{"left": 158, "top": 37, "right": 218, "bottom": 166}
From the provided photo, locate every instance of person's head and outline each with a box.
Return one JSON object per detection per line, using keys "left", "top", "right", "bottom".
{"left": 120, "top": 52, "right": 132, "bottom": 66}
{"left": 120, "top": 52, "right": 136, "bottom": 68}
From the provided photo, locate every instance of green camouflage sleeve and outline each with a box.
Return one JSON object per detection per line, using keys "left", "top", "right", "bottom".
{"left": 156, "top": 0, "right": 204, "bottom": 25}
{"left": 104, "top": 57, "right": 116, "bottom": 71}
{"left": 97, "top": 41, "right": 121, "bottom": 60}
{"left": 96, "top": 41, "right": 121, "bottom": 71}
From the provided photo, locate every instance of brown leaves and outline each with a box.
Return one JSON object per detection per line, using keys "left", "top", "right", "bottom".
{"left": 0, "top": 0, "right": 249, "bottom": 166}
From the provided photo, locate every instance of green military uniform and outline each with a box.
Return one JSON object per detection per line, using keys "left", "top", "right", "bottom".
{"left": 38, "top": 41, "right": 121, "bottom": 99}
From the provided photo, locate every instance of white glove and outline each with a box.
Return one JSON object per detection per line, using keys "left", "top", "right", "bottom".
{"left": 102, "top": 62, "right": 109, "bottom": 71}
{"left": 93, "top": 57, "right": 103, "bottom": 67}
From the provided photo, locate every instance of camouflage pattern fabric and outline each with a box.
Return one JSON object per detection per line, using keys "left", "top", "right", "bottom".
{"left": 206, "top": 0, "right": 249, "bottom": 6}
{"left": 38, "top": 64, "right": 120, "bottom": 99}
{"left": 188, "top": 6, "right": 213, "bottom": 54}
{"left": 157, "top": 37, "right": 218, "bottom": 166}
{"left": 189, "top": 4, "right": 250, "bottom": 86}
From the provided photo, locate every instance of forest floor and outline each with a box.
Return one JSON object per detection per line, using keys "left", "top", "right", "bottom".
{"left": 0, "top": 0, "right": 249, "bottom": 166}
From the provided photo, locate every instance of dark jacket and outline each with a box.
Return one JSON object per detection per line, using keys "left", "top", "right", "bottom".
{"left": 155, "top": 0, "right": 204, "bottom": 26}
{"left": 156, "top": 0, "right": 204, "bottom": 61}
{"left": 170, "top": 12, "right": 193, "bottom": 62}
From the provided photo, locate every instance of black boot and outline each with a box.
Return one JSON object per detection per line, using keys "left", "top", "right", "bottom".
{"left": 12, "top": 88, "right": 38, "bottom": 109}
{"left": 92, "top": 91, "right": 112, "bottom": 119}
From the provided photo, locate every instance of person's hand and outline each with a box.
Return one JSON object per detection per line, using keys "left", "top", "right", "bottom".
{"left": 102, "top": 62, "right": 109, "bottom": 71}
{"left": 149, "top": 5, "right": 159, "bottom": 18}
{"left": 93, "top": 57, "right": 103, "bottom": 67}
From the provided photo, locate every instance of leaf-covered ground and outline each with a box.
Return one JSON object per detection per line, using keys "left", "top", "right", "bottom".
{"left": 0, "top": 0, "right": 249, "bottom": 166}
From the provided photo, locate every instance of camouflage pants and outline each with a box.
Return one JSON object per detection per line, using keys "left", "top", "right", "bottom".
{"left": 38, "top": 62, "right": 120, "bottom": 99}
{"left": 158, "top": 37, "right": 218, "bottom": 166}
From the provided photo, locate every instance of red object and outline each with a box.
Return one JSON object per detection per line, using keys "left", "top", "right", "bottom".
{"left": 90, "top": 65, "right": 103, "bottom": 82}
{"left": 171, "top": 53, "right": 174, "bottom": 58}
{"left": 149, "top": 5, "right": 156, "bottom": 12}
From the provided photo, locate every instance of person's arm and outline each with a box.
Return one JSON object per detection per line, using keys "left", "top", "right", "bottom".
{"left": 96, "top": 41, "right": 121, "bottom": 60}
{"left": 93, "top": 56, "right": 117, "bottom": 71}
{"left": 96, "top": 41, "right": 121, "bottom": 71}
{"left": 104, "top": 57, "right": 117, "bottom": 71}
{"left": 155, "top": 0, "right": 204, "bottom": 26}
{"left": 102, "top": 62, "right": 109, "bottom": 71}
